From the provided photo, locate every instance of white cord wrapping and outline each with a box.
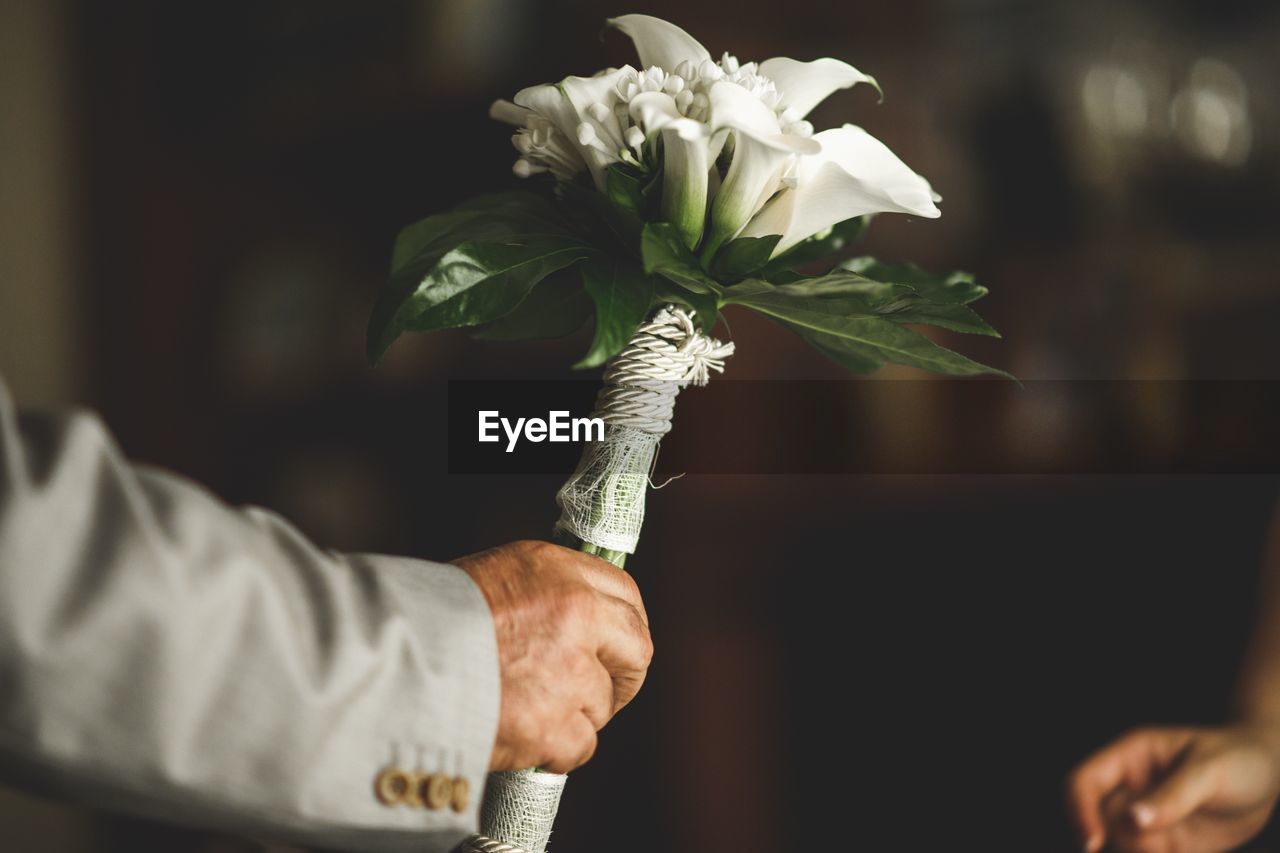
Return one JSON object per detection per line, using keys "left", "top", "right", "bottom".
{"left": 555, "top": 306, "right": 734, "bottom": 554}
{"left": 460, "top": 838, "right": 528, "bottom": 853}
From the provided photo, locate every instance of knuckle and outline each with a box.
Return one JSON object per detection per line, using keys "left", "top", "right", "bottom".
{"left": 544, "top": 721, "right": 598, "bottom": 773}
{"left": 590, "top": 678, "right": 614, "bottom": 714}
{"left": 638, "top": 629, "right": 655, "bottom": 667}
{"left": 622, "top": 601, "right": 646, "bottom": 633}
{"left": 538, "top": 730, "right": 567, "bottom": 772}
{"left": 574, "top": 730, "right": 599, "bottom": 769}
{"left": 519, "top": 539, "right": 559, "bottom": 562}
{"left": 568, "top": 647, "right": 601, "bottom": 684}
{"left": 618, "top": 569, "right": 642, "bottom": 601}
{"left": 558, "top": 584, "right": 598, "bottom": 622}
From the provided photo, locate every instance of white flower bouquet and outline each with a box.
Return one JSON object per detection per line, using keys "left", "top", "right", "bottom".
{"left": 368, "top": 14, "right": 1008, "bottom": 853}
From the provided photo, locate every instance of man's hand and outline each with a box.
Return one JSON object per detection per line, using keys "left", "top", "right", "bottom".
{"left": 1066, "top": 725, "right": 1280, "bottom": 852}
{"left": 455, "top": 540, "right": 653, "bottom": 774}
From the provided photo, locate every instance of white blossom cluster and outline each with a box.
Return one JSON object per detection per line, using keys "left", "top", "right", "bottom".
{"left": 491, "top": 14, "right": 940, "bottom": 260}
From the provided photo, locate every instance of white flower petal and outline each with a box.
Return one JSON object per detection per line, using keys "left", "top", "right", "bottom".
{"left": 661, "top": 127, "right": 711, "bottom": 249}
{"left": 758, "top": 57, "right": 879, "bottom": 119}
{"left": 513, "top": 83, "right": 580, "bottom": 143}
{"left": 741, "top": 124, "right": 939, "bottom": 256}
{"left": 608, "top": 14, "right": 711, "bottom": 72}
{"left": 560, "top": 66, "right": 633, "bottom": 116}
{"left": 738, "top": 185, "right": 796, "bottom": 242}
{"left": 515, "top": 69, "right": 635, "bottom": 190}
{"left": 706, "top": 78, "right": 785, "bottom": 138}
{"left": 512, "top": 83, "right": 589, "bottom": 176}
{"left": 702, "top": 82, "right": 821, "bottom": 256}
{"left": 489, "top": 99, "right": 531, "bottom": 126}
{"left": 720, "top": 138, "right": 792, "bottom": 220}
{"left": 627, "top": 91, "right": 710, "bottom": 248}
{"left": 812, "top": 124, "right": 938, "bottom": 216}
{"left": 628, "top": 91, "right": 705, "bottom": 140}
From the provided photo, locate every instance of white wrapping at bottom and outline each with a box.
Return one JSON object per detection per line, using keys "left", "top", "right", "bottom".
{"left": 479, "top": 768, "right": 568, "bottom": 853}
{"left": 555, "top": 425, "right": 659, "bottom": 554}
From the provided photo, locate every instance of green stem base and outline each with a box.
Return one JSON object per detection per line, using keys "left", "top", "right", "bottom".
{"left": 554, "top": 529, "right": 628, "bottom": 569}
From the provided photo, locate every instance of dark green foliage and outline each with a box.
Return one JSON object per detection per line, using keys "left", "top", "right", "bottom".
{"left": 369, "top": 188, "right": 1008, "bottom": 378}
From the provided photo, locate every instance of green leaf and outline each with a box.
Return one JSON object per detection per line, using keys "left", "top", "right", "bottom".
{"left": 761, "top": 216, "right": 871, "bottom": 276}
{"left": 724, "top": 279, "right": 1009, "bottom": 378}
{"left": 368, "top": 235, "right": 590, "bottom": 363}
{"left": 650, "top": 277, "right": 721, "bottom": 335}
{"left": 773, "top": 271, "right": 999, "bottom": 337}
{"left": 838, "top": 257, "right": 989, "bottom": 305}
{"left": 390, "top": 191, "right": 574, "bottom": 275}
{"left": 384, "top": 192, "right": 578, "bottom": 345}
{"left": 605, "top": 165, "right": 646, "bottom": 218}
{"left": 773, "top": 310, "right": 1004, "bottom": 377}
{"left": 710, "top": 235, "right": 782, "bottom": 283}
{"left": 639, "top": 222, "right": 723, "bottom": 332}
{"left": 640, "top": 223, "right": 719, "bottom": 295}
{"left": 575, "top": 257, "right": 655, "bottom": 369}
{"left": 452, "top": 191, "right": 573, "bottom": 230}
{"left": 788, "top": 323, "right": 885, "bottom": 373}
{"left": 557, "top": 177, "right": 643, "bottom": 251}
{"left": 473, "top": 271, "right": 591, "bottom": 341}
{"left": 391, "top": 210, "right": 488, "bottom": 274}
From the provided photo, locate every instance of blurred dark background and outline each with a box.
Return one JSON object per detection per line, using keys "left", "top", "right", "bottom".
{"left": 2, "top": 0, "right": 1279, "bottom": 850}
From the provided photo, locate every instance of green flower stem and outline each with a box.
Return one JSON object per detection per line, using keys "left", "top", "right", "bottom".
{"left": 697, "top": 234, "right": 725, "bottom": 271}
{"left": 556, "top": 530, "right": 627, "bottom": 569}
{"left": 595, "top": 547, "right": 628, "bottom": 568}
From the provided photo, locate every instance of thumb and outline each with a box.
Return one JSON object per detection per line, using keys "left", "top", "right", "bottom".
{"left": 1131, "top": 759, "right": 1219, "bottom": 832}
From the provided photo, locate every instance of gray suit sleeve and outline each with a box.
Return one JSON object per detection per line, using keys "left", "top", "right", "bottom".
{"left": 0, "top": 380, "right": 500, "bottom": 852}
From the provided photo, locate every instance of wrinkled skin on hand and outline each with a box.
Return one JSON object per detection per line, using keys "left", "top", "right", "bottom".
{"left": 455, "top": 540, "right": 653, "bottom": 774}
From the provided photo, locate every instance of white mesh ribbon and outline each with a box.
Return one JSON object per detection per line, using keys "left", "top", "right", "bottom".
{"left": 470, "top": 769, "right": 567, "bottom": 853}
{"left": 465, "top": 307, "right": 732, "bottom": 853}
{"left": 555, "top": 306, "right": 734, "bottom": 554}
{"left": 554, "top": 426, "right": 659, "bottom": 554}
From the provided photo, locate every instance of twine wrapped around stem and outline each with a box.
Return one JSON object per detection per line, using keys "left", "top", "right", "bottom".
{"left": 555, "top": 306, "right": 734, "bottom": 556}
{"left": 461, "top": 306, "right": 732, "bottom": 853}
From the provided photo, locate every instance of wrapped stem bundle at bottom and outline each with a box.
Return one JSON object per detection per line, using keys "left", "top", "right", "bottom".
{"left": 462, "top": 307, "right": 733, "bottom": 853}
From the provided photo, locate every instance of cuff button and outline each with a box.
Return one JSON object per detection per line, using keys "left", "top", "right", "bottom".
{"left": 420, "top": 772, "right": 454, "bottom": 810}
{"left": 374, "top": 767, "right": 412, "bottom": 806}
{"left": 450, "top": 777, "right": 471, "bottom": 812}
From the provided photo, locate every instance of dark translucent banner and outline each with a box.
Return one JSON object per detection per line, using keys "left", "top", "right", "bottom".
{"left": 446, "top": 380, "right": 1280, "bottom": 475}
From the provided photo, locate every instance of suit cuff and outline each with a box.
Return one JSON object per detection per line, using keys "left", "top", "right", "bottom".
{"left": 319, "top": 555, "right": 500, "bottom": 845}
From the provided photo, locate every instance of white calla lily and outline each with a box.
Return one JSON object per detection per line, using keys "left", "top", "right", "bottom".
{"left": 757, "top": 57, "right": 879, "bottom": 118}
{"left": 741, "top": 124, "right": 940, "bottom": 256}
{"left": 607, "top": 14, "right": 711, "bottom": 74}
{"left": 495, "top": 14, "right": 942, "bottom": 264}
{"left": 629, "top": 92, "right": 711, "bottom": 248}
{"left": 703, "top": 81, "right": 820, "bottom": 260}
